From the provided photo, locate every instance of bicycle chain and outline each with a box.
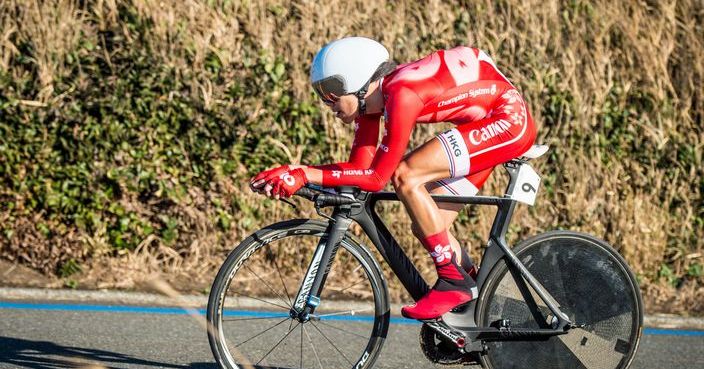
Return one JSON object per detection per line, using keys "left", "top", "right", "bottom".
{"left": 419, "top": 323, "right": 482, "bottom": 367}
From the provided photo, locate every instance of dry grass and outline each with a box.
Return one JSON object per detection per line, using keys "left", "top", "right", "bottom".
{"left": 1, "top": 0, "right": 90, "bottom": 100}
{"left": 1, "top": 0, "right": 702, "bottom": 315}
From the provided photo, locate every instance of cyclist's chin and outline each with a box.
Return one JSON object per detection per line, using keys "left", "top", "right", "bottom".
{"left": 338, "top": 113, "right": 356, "bottom": 124}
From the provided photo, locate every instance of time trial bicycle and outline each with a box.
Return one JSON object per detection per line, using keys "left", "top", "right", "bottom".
{"left": 206, "top": 144, "right": 643, "bottom": 369}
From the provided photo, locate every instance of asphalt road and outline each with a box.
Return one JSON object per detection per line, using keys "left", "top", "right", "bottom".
{"left": 0, "top": 302, "right": 703, "bottom": 369}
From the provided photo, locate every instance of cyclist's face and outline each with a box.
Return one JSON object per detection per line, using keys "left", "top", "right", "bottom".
{"left": 325, "top": 94, "right": 358, "bottom": 124}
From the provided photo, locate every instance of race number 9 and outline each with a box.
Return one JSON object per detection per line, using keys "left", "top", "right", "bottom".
{"left": 522, "top": 182, "right": 536, "bottom": 193}
{"left": 510, "top": 164, "right": 541, "bottom": 206}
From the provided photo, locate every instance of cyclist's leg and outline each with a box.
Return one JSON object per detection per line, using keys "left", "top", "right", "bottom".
{"left": 394, "top": 138, "right": 481, "bottom": 320}
{"left": 400, "top": 165, "right": 494, "bottom": 243}
{"left": 395, "top": 89, "right": 536, "bottom": 319}
{"left": 407, "top": 90, "right": 536, "bottom": 231}
{"left": 410, "top": 200, "right": 464, "bottom": 264}
{"left": 411, "top": 169, "right": 493, "bottom": 274}
{"left": 410, "top": 200, "right": 470, "bottom": 272}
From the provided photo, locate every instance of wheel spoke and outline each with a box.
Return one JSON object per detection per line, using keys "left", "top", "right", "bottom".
{"left": 222, "top": 315, "right": 288, "bottom": 322}
{"left": 316, "top": 307, "right": 373, "bottom": 317}
{"left": 351, "top": 264, "right": 363, "bottom": 274}
{"left": 232, "top": 291, "right": 291, "bottom": 311}
{"left": 234, "top": 317, "right": 289, "bottom": 348}
{"left": 255, "top": 321, "right": 300, "bottom": 366}
{"left": 336, "top": 278, "right": 367, "bottom": 293}
{"left": 245, "top": 264, "right": 292, "bottom": 309}
{"left": 310, "top": 321, "right": 353, "bottom": 365}
{"left": 303, "top": 325, "right": 324, "bottom": 369}
{"left": 274, "top": 257, "right": 294, "bottom": 306}
{"left": 316, "top": 320, "right": 370, "bottom": 340}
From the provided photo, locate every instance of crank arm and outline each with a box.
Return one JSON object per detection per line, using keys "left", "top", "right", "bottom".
{"left": 423, "top": 320, "right": 468, "bottom": 349}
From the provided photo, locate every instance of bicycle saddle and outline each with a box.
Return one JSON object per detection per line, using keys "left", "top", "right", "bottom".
{"left": 520, "top": 144, "right": 549, "bottom": 160}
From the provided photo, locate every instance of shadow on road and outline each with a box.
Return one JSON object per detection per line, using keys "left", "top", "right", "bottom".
{"left": 0, "top": 336, "right": 216, "bottom": 369}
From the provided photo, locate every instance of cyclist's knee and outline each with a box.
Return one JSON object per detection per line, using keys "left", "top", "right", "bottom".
{"left": 392, "top": 161, "right": 420, "bottom": 194}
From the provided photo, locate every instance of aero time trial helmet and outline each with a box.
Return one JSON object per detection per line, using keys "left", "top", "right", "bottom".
{"left": 310, "top": 37, "right": 394, "bottom": 113}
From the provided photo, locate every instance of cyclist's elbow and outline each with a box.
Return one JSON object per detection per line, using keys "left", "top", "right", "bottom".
{"left": 360, "top": 174, "right": 387, "bottom": 192}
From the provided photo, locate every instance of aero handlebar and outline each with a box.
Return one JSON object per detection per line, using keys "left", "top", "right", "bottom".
{"left": 294, "top": 186, "right": 358, "bottom": 207}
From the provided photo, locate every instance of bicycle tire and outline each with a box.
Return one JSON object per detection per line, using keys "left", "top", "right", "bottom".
{"left": 476, "top": 230, "right": 643, "bottom": 369}
{"left": 207, "top": 219, "right": 390, "bottom": 369}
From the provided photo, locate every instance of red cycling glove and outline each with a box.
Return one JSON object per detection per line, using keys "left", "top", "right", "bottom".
{"left": 250, "top": 165, "right": 290, "bottom": 191}
{"left": 270, "top": 168, "right": 307, "bottom": 198}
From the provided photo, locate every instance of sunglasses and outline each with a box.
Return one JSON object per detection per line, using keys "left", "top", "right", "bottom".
{"left": 312, "top": 75, "right": 346, "bottom": 105}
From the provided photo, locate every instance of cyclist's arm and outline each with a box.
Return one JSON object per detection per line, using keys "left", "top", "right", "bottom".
{"left": 302, "top": 88, "right": 424, "bottom": 191}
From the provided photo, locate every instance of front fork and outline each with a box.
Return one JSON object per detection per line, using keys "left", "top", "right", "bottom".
{"left": 291, "top": 210, "right": 352, "bottom": 321}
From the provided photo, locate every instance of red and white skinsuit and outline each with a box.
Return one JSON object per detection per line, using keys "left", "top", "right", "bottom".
{"left": 314, "top": 46, "right": 537, "bottom": 195}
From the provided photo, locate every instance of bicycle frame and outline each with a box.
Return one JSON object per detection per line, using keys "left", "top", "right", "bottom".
{"left": 292, "top": 162, "right": 573, "bottom": 339}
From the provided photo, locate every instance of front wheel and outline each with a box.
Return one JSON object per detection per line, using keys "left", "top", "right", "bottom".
{"left": 207, "top": 219, "right": 390, "bottom": 369}
{"left": 476, "top": 230, "right": 643, "bottom": 369}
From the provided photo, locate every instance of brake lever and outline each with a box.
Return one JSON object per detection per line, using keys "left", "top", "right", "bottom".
{"left": 280, "top": 198, "right": 297, "bottom": 208}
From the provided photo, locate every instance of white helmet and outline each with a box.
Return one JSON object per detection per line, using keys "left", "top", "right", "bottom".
{"left": 310, "top": 37, "right": 390, "bottom": 108}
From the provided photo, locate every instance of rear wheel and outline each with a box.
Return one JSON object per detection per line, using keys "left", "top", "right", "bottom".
{"left": 207, "top": 219, "right": 390, "bottom": 369}
{"left": 476, "top": 231, "right": 643, "bottom": 369}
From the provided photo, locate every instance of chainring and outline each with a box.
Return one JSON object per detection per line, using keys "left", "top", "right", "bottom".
{"left": 419, "top": 323, "right": 482, "bottom": 367}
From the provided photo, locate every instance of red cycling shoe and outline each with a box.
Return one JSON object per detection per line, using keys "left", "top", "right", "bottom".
{"left": 401, "top": 279, "right": 478, "bottom": 320}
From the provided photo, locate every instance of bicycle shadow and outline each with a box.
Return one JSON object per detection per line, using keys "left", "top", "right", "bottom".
{"left": 0, "top": 336, "right": 216, "bottom": 369}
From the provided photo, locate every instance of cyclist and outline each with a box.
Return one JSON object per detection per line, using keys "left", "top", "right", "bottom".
{"left": 251, "top": 36, "right": 537, "bottom": 320}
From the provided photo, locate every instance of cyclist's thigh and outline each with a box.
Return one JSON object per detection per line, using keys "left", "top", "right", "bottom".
{"left": 423, "top": 183, "right": 464, "bottom": 220}
{"left": 403, "top": 134, "right": 495, "bottom": 213}
{"left": 427, "top": 167, "right": 493, "bottom": 198}
{"left": 423, "top": 168, "right": 491, "bottom": 226}
{"left": 400, "top": 129, "right": 496, "bottom": 186}
{"left": 398, "top": 137, "right": 453, "bottom": 185}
